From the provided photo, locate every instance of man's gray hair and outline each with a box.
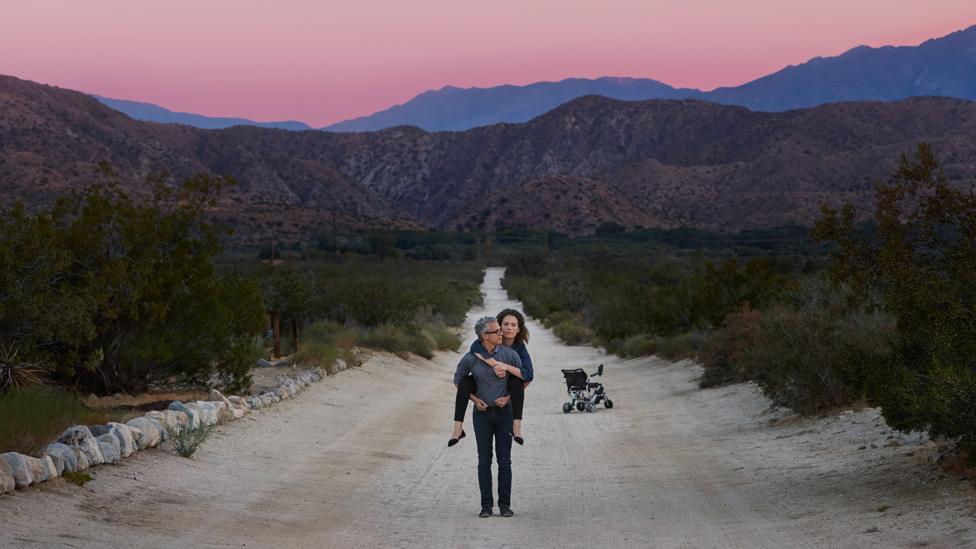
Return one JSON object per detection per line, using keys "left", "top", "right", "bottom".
{"left": 474, "top": 316, "right": 498, "bottom": 337}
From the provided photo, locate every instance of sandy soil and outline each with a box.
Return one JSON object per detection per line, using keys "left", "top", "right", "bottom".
{"left": 1, "top": 267, "right": 974, "bottom": 548}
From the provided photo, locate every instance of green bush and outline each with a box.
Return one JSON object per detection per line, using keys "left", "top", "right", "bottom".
{"left": 611, "top": 334, "right": 658, "bottom": 358}
{"left": 171, "top": 425, "right": 213, "bottom": 458}
{"left": 653, "top": 331, "right": 709, "bottom": 361}
{"left": 296, "top": 319, "right": 459, "bottom": 367}
{"left": 702, "top": 278, "right": 894, "bottom": 412}
{"left": 293, "top": 321, "right": 363, "bottom": 373}
{"left": 542, "top": 310, "right": 576, "bottom": 328}
{"left": 358, "top": 324, "right": 437, "bottom": 358}
{"left": 428, "top": 325, "right": 462, "bottom": 352}
{"left": 0, "top": 386, "right": 124, "bottom": 456}
{"left": 700, "top": 309, "right": 763, "bottom": 388}
{"left": 552, "top": 320, "right": 595, "bottom": 346}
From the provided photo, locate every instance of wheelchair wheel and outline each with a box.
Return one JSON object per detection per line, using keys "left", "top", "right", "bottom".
{"left": 562, "top": 402, "right": 573, "bottom": 414}
{"left": 585, "top": 402, "right": 596, "bottom": 413}
{"left": 576, "top": 401, "right": 586, "bottom": 412}
{"left": 605, "top": 399, "right": 614, "bottom": 409}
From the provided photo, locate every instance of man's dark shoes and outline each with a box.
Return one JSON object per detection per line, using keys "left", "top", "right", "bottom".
{"left": 479, "top": 507, "right": 493, "bottom": 518}
{"left": 512, "top": 434, "right": 524, "bottom": 446}
{"left": 447, "top": 430, "right": 466, "bottom": 447}
{"left": 500, "top": 507, "right": 514, "bottom": 517}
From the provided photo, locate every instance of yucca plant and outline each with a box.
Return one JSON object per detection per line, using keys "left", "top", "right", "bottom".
{"left": 0, "top": 342, "right": 46, "bottom": 393}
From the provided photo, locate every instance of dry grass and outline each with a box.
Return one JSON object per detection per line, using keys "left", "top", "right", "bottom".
{"left": 0, "top": 386, "right": 130, "bottom": 456}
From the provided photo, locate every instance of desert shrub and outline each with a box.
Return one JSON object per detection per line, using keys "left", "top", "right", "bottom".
{"left": 552, "top": 320, "right": 595, "bottom": 346}
{"left": 62, "top": 470, "right": 93, "bottom": 486}
{"left": 503, "top": 276, "right": 568, "bottom": 321}
{"left": 653, "top": 331, "right": 709, "bottom": 361}
{"left": 745, "top": 305, "right": 853, "bottom": 413}
{"left": 700, "top": 309, "right": 763, "bottom": 388}
{"left": 0, "top": 386, "right": 124, "bottom": 456}
{"left": 607, "top": 335, "right": 658, "bottom": 358}
{"left": 428, "top": 325, "right": 462, "bottom": 352}
{"left": 542, "top": 310, "right": 576, "bottom": 328}
{"left": 171, "top": 424, "right": 213, "bottom": 458}
{"left": 358, "top": 324, "right": 438, "bottom": 358}
{"left": 704, "top": 278, "right": 893, "bottom": 412}
{"left": 358, "top": 325, "right": 415, "bottom": 355}
{"left": 0, "top": 361, "right": 46, "bottom": 394}
{"left": 295, "top": 323, "right": 341, "bottom": 368}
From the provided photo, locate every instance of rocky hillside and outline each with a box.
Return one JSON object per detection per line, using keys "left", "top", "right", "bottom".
{"left": 3, "top": 74, "right": 976, "bottom": 239}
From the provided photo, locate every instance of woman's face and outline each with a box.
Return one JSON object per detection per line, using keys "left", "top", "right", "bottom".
{"left": 500, "top": 314, "right": 520, "bottom": 341}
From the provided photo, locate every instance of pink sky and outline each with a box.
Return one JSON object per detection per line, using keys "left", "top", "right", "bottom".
{"left": 1, "top": 1, "right": 974, "bottom": 126}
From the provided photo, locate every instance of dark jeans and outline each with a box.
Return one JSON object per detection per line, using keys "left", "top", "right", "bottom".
{"left": 454, "top": 375, "right": 525, "bottom": 421}
{"left": 472, "top": 404, "right": 513, "bottom": 510}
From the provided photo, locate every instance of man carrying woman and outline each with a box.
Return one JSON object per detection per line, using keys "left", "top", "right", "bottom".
{"left": 450, "top": 308, "right": 534, "bottom": 446}
{"left": 452, "top": 316, "right": 524, "bottom": 517}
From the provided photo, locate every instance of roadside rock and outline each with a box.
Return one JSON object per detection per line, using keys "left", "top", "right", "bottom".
{"left": 209, "top": 389, "right": 232, "bottom": 406}
{"left": 0, "top": 458, "right": 16, "bottom": 493}
{"left": 246, "top": 396, "right": 264, "bottom": 410}
{"left": 96, "top": 433, "right": 122, "bottom": 464}
{"left": 171, "top": 410, "right": 189, "bottom": 428}
{"left": 89, "top": 424, "right": 111, "bottom": 437}
{"left": 35, "top": 454, "right": 57, "bottom": 483}
{"left": 44, "top": 443, "right": 77, "bottom": 475}
{"left": 69, "top": 447, "right": 91, "bottom": 471}
{"left": 1, "top": 453, "right": 33, "bottom": 488}
{"left": 145, "top": 410, "right": 182, "bottom": 437}
{"left": 57, "top": 425, "right": 105, "bottom": 466}
{"left": 108, "top": 423, "right": 139, "bottom": 457}
{"left": 189, "top": 401, "right": 219, "bottom": 426}
{"left": 126, "top": 417, "right": 163, "bottom": 449}
{"left": 209, "top": 390, "right": 235, "bottom": 421}
{"left": 0, "top": 453, "right": 57, "bottom": 488}
{"left": 169, "top": 401, "right": 201, "bottom": 430}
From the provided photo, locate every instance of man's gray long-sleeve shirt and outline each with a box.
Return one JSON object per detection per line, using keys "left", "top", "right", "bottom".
{"left": 453, "top": 344, "right": 523, "bottom": 405}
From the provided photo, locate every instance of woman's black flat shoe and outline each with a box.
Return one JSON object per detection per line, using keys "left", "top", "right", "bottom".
{"left": 513, "top": 434, "right": 524, "bottom": 446}
{"left": 448, "top": 430, "right": 466, "bottom": 447}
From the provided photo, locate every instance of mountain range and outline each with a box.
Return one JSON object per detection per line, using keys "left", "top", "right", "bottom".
{"left": 92, "top": 25, "right": 976, "bottom": 132}
{"left": 3, "top": 74, "right": 976, "bottom": 242}
{"left": 94, "top": 96, "right": 313, "bottom": 131}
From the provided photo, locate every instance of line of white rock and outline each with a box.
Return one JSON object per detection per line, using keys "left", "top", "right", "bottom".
{"left": 0, "top": 369, "right": 324, "bottom": 494}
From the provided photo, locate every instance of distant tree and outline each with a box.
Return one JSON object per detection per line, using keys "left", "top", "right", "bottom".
{"left": 595, "top": 221, "right": 626, "bottom": 236}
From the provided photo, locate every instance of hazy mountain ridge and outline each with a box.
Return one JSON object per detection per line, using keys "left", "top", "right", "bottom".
{"left": 325, "top": 25, "right": 976, "bottom": 132}
{"left": 3, "top": 74, "right": 976, "bottom": 240}
{"left": 88, "top": 25, "right": 976, "bottom": 134}
{"left": 95, "top": 96, "right": 313, "bottom": 131}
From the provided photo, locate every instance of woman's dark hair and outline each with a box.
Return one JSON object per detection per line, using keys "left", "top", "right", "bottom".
{"left": 496, "top": 308, "right": 529, "bottom": 345}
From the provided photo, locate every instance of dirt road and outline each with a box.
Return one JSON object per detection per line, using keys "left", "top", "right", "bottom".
{"left": 2, "top": 267, "right": 973, "bottom": 548}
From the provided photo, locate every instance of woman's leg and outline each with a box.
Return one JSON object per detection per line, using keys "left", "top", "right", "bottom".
{"left": 452, "top": 376, "right": 477, "bottom": 440}
{"left": 507, "top": 376, "right": 525, "bottom": 439}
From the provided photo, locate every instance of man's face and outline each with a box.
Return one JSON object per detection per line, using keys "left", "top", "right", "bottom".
{"left": 482, "top": 321, "right": 502, "bottom": 345}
